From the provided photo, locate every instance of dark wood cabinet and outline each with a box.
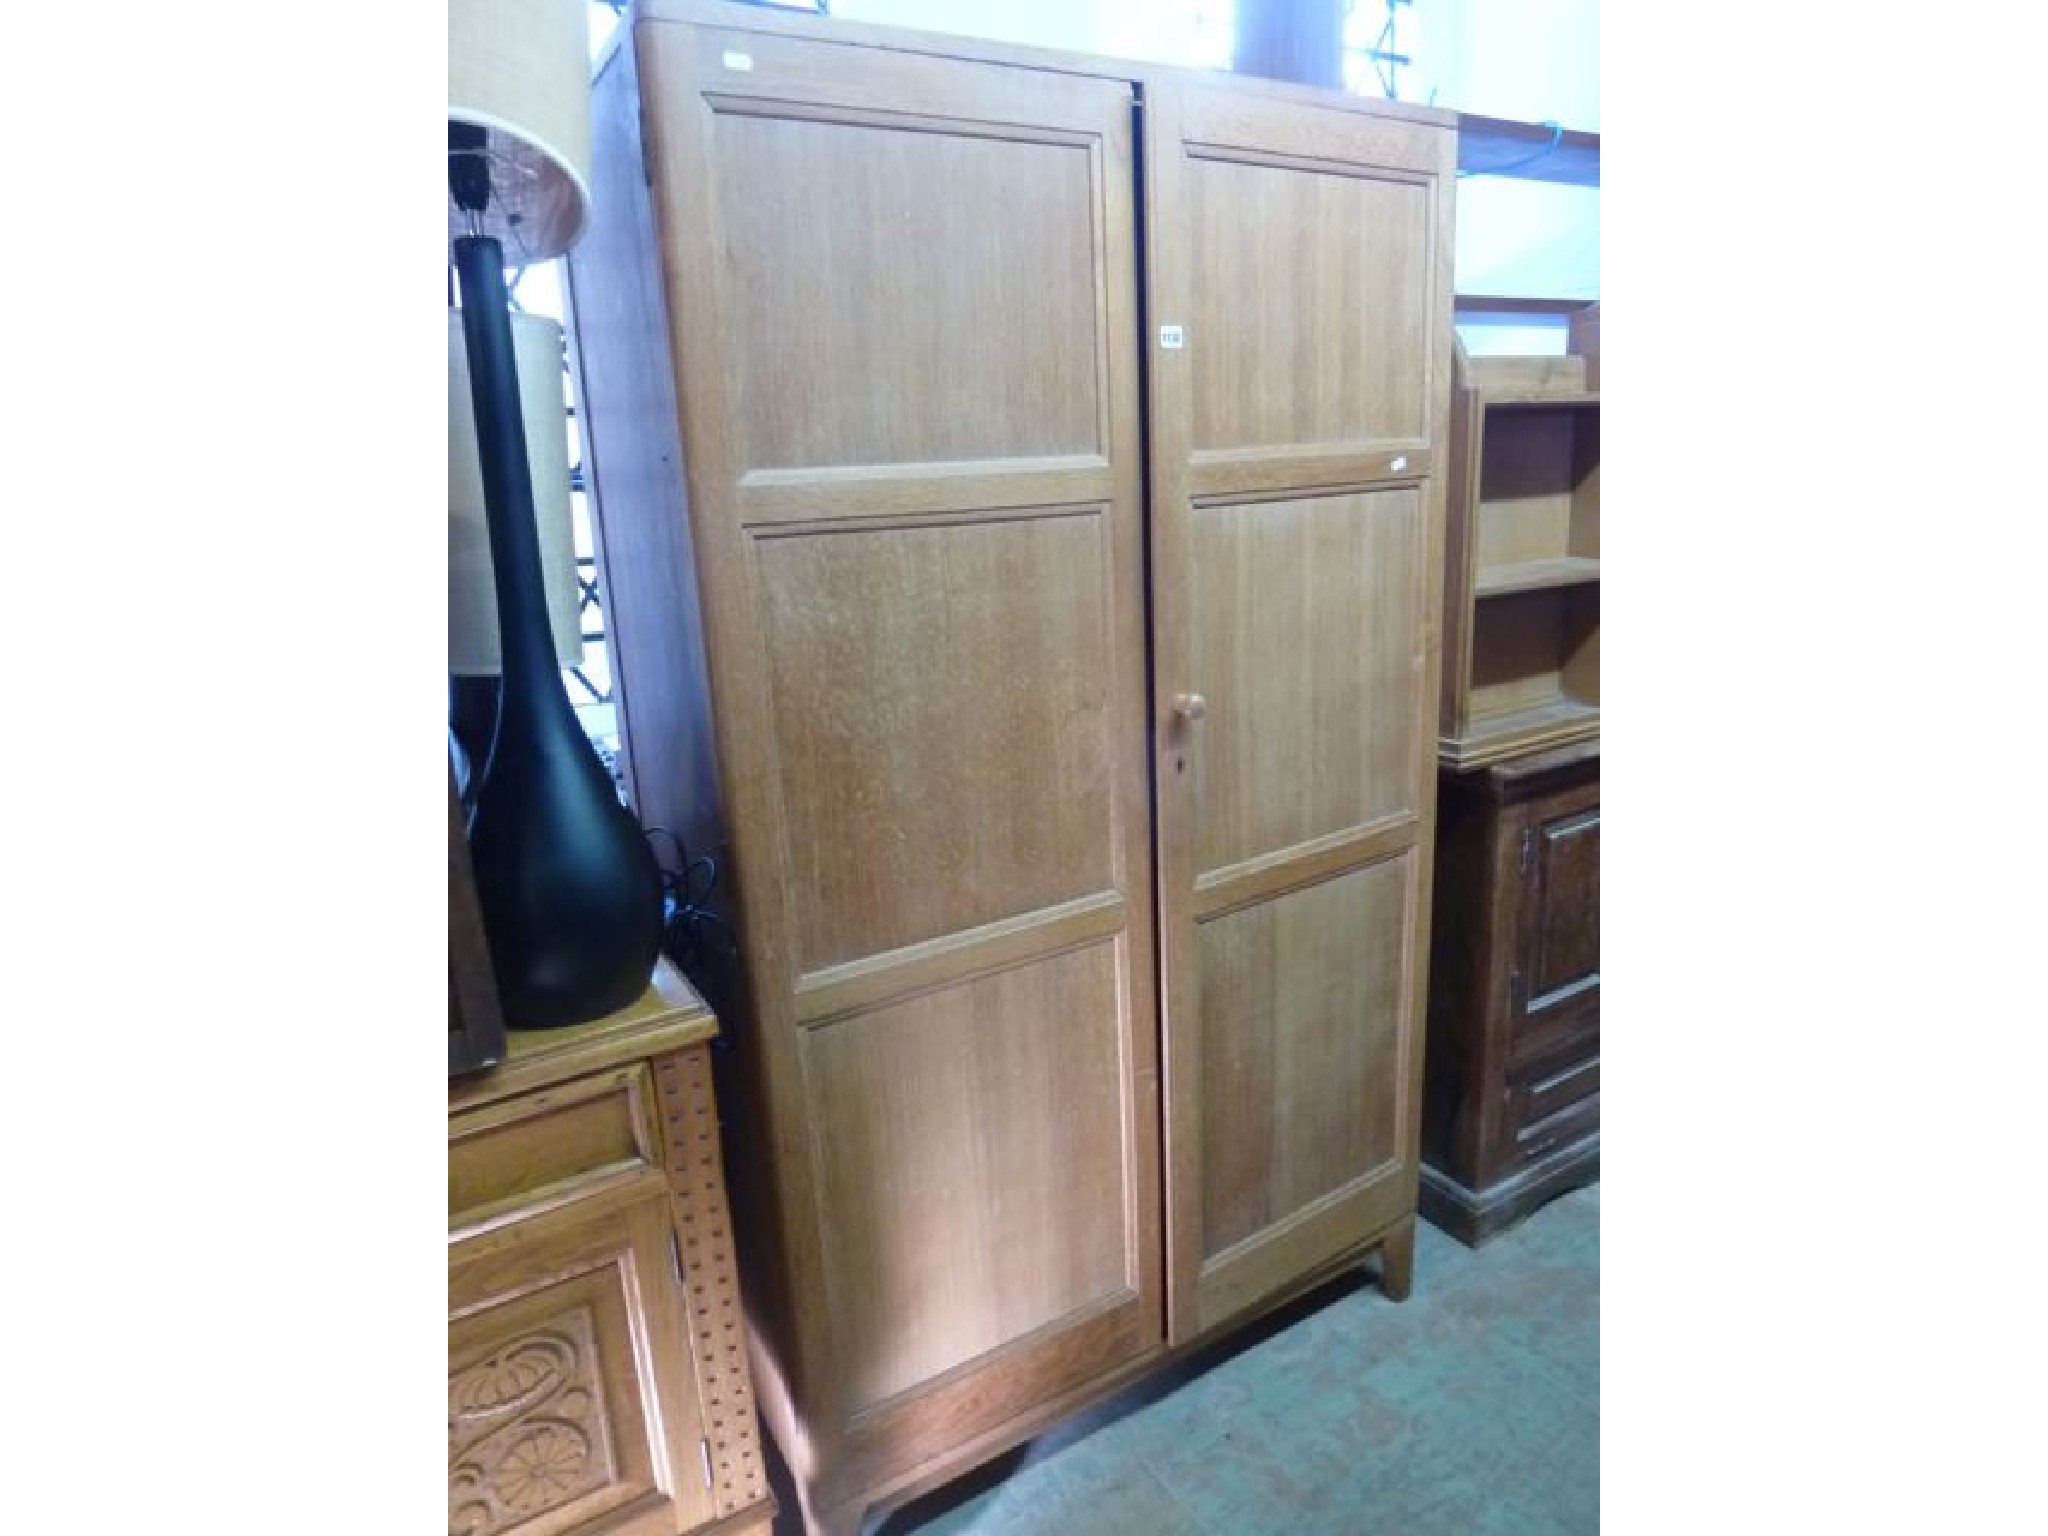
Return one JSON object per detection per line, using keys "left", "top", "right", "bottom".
{"left": 1421, "top": 740, "right": 1599, "bottom": 1243}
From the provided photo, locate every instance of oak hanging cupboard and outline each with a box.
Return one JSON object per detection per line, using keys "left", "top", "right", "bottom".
{"left": 566, "top": 5, "right": 1456, "bottom": 1531}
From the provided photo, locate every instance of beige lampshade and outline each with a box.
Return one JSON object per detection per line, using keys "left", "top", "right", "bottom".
{"left": 449, "top": 309, "right": 586, "bottom": 675}
{"left": 449, "top": 0, "right": 592, "bottom": 262}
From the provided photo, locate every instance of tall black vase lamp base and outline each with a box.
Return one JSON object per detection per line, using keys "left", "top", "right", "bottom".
{"left": 450, "top": 211, "right": 662, "bottom": 1028}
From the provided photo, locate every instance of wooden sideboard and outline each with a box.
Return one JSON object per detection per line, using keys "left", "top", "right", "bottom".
{"left": 448, "top": 962, "right": 774, "bottom": 1536}
{"left": 1420, "top": 741, "right": 1600, "bottom": 1243}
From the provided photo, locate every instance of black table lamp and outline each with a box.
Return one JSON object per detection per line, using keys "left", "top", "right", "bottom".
{"left": 448, "top": 0, "right": 662, "bottom": 1028}
{"left": 447, "top": 305, "right": 586, "bottom": 793}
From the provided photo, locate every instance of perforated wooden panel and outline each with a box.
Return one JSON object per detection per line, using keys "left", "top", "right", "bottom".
{"left": 654, "top": 1044, "right": 770, "bottom": 1518}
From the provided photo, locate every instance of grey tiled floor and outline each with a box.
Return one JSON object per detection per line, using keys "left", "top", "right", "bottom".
{"left": 764, "top": 1186, "right": 1599, "bottom": 1535}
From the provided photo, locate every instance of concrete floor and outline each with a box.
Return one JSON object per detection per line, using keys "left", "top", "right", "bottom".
{"left": 764, "top": 1185, "right": 1600, "bottom": 1535}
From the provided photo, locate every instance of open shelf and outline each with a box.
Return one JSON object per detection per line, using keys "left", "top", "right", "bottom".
{"left": 1468, "top": 580, "right": 1597, "bottom": 721}
{"left": 1484, "top": 389, "right": 1598, "bottom": 408}
{"left": 1444, "top": 579, "right": 1599, "bottom": 770}
{"left": 1475, "top": 555, "right": 1600, "bottom": 598}
{"left": 1474, "top": 397, "right": 1597, "bottom": 574}
{"left": 1440, "top": 304, "right": 1601, "bottom": 770}
{"left": 1466, "top": 354, "right": 1593, "bottom": 401}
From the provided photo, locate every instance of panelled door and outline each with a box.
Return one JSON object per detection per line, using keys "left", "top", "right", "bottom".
{"left": 1510, "top": 779, "right": 1601, "bottom": 1070}
{"left": 1142, "top": 74, "right": 1456, "bottom": 1340}
{"left": 634, "top": 17, "right": 1162, "bottom": 1484}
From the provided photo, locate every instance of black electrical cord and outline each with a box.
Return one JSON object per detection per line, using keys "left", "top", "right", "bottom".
{"left": 643, "top": 827, "right": 741, "bottom": 1045}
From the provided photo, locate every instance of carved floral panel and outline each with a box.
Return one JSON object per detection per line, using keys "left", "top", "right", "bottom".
{"left": 448, "top": 1306, "right": 617, "bottom": 1536}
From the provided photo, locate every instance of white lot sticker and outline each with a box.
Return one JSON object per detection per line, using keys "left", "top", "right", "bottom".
{"left": 1159, "top": 325, "right": 1185, "bottom": 349}
{"left": 723, "top": 51, "right": 754, "bottom": 71}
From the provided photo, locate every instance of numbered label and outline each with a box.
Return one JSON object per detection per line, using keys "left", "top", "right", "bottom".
{"left": 722, "top": 50, "right": 754, "bottom": 71}
{"left": 1159, "top": 325, "right": 1185, "bottom": 350}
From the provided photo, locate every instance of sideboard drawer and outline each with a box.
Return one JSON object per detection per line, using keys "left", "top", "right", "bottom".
{"left": 1511, "top": 1085, "right": 1599, "bottom": 1168}
{"left": 1513, "top": 1049, "right": 1598, "bottom": 1131}
{"left": 450, "top": 1063, "right": 659, "bottom": 1233}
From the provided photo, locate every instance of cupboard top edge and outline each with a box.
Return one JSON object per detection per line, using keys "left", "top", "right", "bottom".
{"left": 615, "top": 0, "right": 1459, "bottom": 130}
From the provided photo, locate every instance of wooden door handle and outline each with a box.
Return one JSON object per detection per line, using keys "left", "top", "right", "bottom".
{"left": 1173, "top": 692, "right": 1208, "bottom": 722}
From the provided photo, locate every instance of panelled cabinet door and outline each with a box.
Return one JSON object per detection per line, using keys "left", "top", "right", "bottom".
{"left": 633, "top": 15, "right": 1163, "bottom": 1489}
{"left": 1511, "top": 782, "right": 1601, "bottom": 1065}
{"left": 1143, "top": 75, "right": 1456, "bottom": 1340}
{"left": 449, "top": 1194, "right": 714, "bottom": 1536}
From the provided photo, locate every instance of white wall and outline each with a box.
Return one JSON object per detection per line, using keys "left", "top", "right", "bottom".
{"left": 1403, "top": 0, "right": 1599, "bottom": 128}
{"left": 1409, "top": 0, "right": 1600, "bottom": 311}
{"left": 1455, "top": 178, "right": 1600, "bottom": 305}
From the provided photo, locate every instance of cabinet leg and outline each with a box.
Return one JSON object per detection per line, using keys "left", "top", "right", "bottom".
{"left": 1378, "top": 1216, "right": 1416, "bottom": 1301}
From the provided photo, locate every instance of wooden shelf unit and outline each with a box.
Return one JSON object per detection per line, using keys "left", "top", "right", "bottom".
{"left": 1440, "top": 303, "right": 1600, "bottom": 770}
